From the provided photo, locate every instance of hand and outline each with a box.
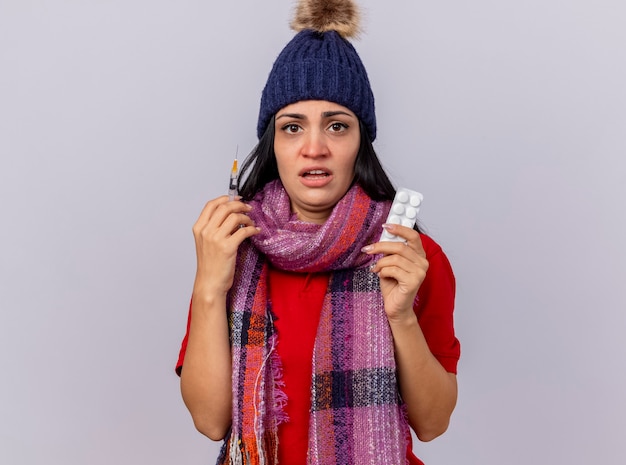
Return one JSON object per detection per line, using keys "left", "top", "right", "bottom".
{"left": 192, "top": 196, "right": 260, "bottom": 298}
{"left": 362, "top": 224, "right": 429, "bottom": 323}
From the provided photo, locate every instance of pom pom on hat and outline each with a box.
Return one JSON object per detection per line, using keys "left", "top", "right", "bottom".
{"left": 291, "top": 0, "right": 361, "bottom": 38}
{"left": 257, "top": 0, "right": 376, "bottom": 140}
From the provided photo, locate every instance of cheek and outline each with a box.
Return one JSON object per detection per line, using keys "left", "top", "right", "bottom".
{"left": 273, "top": 143, "right": 289, "bottom": 175}
{"left": 343, "top": 136, "right": 360, "bottom": 174}
{"left": 343, "top": 149, "right": 359, "bottom": 178}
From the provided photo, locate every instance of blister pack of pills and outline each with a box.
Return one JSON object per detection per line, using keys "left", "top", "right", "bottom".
{"left": 380, "top": 188, "right": 423, "bottom": 242}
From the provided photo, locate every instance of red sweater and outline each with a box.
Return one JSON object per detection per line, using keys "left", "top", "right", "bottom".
{"left": 176, "top": 234, "right": 460, "bottom": 464}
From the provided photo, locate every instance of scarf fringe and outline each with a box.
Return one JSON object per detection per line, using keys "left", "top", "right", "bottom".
{"left": 269, "top": 337, "right": 289, "bottom": 426}
{"left": 221, "top": 431, "right": 281, "bottom": 465}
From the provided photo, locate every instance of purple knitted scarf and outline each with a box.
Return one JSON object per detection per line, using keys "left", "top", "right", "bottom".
{"left": 218, "top": 180, "right": 409, "bottom": 465}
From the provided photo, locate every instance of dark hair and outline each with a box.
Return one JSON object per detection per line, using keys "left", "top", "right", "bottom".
{"left": 239, "top": 119, "right": 396, "bottom": 201}
{"left": 238, "top": 116, "right": 278, "bottom": 200}
{"left": 353, "top": 120, "right": 396, "bottom": 201}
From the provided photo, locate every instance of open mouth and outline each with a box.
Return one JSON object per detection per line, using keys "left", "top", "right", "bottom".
{"left": 302, "top": 169, "right": 330, "bottom": 179}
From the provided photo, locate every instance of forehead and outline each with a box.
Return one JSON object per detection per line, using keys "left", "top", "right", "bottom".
{"left": 278, "top": 100, "right": 356, "bottom": 117}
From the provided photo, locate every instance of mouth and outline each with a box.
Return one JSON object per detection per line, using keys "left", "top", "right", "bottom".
{"left": 300, "top": 169, "right": 331, "bottom": 179}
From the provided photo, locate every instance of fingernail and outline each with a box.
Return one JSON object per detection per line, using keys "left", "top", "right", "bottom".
{"left": 382, "top": 223, "right": 393, "bottom": 230}
{"left": 361, "top": 245, "right": 374, "bottom": 253}
{"left": 369, "top": 261, "right": 377, "bottom": 272}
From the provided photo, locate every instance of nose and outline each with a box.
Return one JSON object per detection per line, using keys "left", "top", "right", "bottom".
{"left": 301, "top": 129, "right": 329, "bottom": 158}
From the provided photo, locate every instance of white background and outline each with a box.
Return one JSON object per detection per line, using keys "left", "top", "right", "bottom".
{"left": 1, "top": 0, "right": 625, "bottom": 463}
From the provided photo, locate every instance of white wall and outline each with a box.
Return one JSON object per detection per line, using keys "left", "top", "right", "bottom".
{"left": 1, "top": 1, "right": 625, "bottom": 464}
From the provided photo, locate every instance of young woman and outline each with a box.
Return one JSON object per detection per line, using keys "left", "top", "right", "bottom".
{"left": 176, "top": 2, "right": 460, "bottom": 464}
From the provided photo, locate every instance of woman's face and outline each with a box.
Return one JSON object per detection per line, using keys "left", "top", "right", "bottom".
{"left": 273, "top": 100, "right": 360, "bottom": 224}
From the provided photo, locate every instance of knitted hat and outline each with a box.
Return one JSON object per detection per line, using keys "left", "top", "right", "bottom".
{"left": 257, "top": 0, "right": 377, "bottom": 140}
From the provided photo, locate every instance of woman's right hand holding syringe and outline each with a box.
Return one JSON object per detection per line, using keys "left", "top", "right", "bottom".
{"left": 192, "top": 196, "right": 259, "bottom": 297}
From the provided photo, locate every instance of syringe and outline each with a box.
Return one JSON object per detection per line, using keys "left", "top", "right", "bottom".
{"left": 228, "top": 147, "right": 238, "bottom": 201}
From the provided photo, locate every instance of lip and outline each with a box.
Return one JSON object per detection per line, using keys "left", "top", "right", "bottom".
{"left": 298, "top": 166, "right": 333, "bottom": 177}
{"left": 298, "top": 166, "right": 334, "bottom": 188}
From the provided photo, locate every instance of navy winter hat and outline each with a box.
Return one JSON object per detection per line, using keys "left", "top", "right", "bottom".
{"left": 257, "top": 0, "right": 376, "bottom": 141}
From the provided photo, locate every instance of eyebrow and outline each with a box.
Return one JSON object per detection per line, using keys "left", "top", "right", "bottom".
{"left": 275, "top": 110, "right": 355, "bottom": 120}
{"left": 322, "top": 111, "right": 354, "bottom": 118}
{"left": 276, "top": 113, "right": 305, "bottom": 120}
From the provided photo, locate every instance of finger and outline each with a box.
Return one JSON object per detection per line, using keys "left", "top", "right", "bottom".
{"left": 199, "top": 210, "right": 255, "bottom": 241}
{"left": 377, "top": 265, "right": 412, "bottom": 283}
{"left": 376, "top": 263, "right": 427, "bottom": 291}
{"left": 382, "top": 223, "right": 423, "bottom": 248}
{"left": 362, "top": 240, "right": 421, "bottom": 262}
{"left": 197, "top": 197, "right": 252, "bottom": 226}
{"left": 211, "top": 199, "right": 252, "bottom": 225}
{"left": 362, "top": 227, "right": 425, "bottom": 258}
{"left": 195, "top": 195, "right": 230, "bottom": 226}
{"left": 202, "top": 200, "right": 253, "bottom": 233}
{"left": 230, "top": 224, "right": 261, "bottom": 243}
{"left": 404, "top": 231, "right": 426, "bottom": 259}
{"left": 371, "top": 253, "right": 426, "bottom": 275}
{"left": 220, "top": 212, "right": 258, "bottom": 237}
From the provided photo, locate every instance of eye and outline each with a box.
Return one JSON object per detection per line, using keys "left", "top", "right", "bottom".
{"left": 281, "top": 123, "right": 302, "bottom": 134}
{"left": 328, "top": 122, "right": 349, "bottom": 133}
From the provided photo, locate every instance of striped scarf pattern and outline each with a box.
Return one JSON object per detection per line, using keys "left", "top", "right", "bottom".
{"left": 218, "top": 180, "right": 409, "bottom": 465}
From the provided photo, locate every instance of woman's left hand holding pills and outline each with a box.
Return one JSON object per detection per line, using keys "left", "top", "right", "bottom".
{"left": 362, "top": 224, "right": 428, "bottom": 324}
